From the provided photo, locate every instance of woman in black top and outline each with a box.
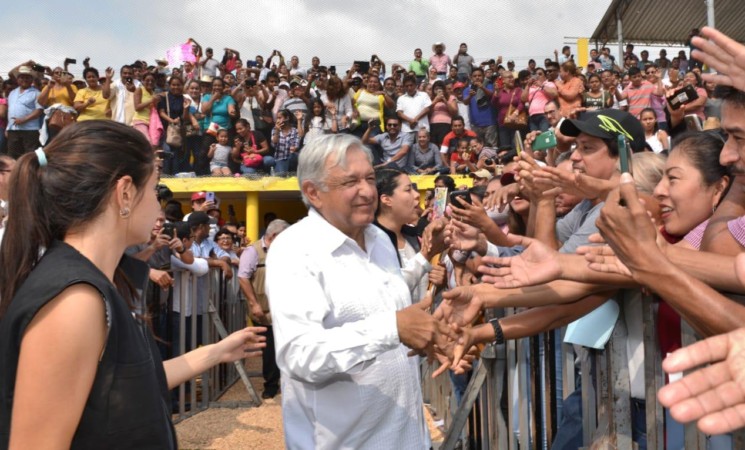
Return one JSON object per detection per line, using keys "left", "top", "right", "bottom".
{"left": 0, "top": 121, "right": 265, "bottom": 449}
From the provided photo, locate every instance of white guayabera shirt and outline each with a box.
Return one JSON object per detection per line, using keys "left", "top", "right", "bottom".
{"left": 266, "top": 208, "right": 429, "bottom": 450}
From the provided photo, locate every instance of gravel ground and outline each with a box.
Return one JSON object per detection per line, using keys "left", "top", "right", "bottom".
{"left": 175, "top": 360, "right": 285, "bottom": 450}
{"left": 175, "top": 359, "right": 445, "bottom": 450}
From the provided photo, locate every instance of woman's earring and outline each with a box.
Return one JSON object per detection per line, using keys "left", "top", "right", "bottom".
{"left": 120, "top": 207, "right": 131, "bottom": 218}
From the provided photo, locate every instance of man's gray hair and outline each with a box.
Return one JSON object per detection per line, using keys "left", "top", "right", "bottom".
{"left": 297, "top": 134, "right": 373, "bottom": 207}
{"left": 265, "top": 218, "right": 290, "bottom": 237}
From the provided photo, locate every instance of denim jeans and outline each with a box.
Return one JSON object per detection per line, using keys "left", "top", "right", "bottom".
{"left": 498, "top": 125, "right": 516, "bottom": 149}
{"left": 551, "top": 389, "right": 647, "bottom": 450}
{"left": 274, "top": 154, "right": 297, "bottom": 176}
{"left": 529, "top": 114, "right": 550, "bottom": 132}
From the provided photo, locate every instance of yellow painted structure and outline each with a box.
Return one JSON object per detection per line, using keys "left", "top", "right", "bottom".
{"left": 160, "top": 175, "right": 473, "bottom": 241}
{"left": 577, "top": 38, "right": 589, "bottom": 69}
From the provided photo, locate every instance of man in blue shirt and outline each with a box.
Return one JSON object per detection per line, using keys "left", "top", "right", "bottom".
{"left": 6, "top": 66, "right": 43, "bottom": 158}
{"left": 462, "top": 67, "right": 497, "bottom": 148}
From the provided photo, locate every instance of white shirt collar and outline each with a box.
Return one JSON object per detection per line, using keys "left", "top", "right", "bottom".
{"left": 306, "top": 208, "right": 381, "bottom": 256}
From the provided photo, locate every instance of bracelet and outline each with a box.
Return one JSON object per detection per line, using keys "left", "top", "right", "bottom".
{"left": 176, "top": 246, "right": 186, "bottom": 254}
{"left": 489, "top": 318, "right": 505, "bottom": 345}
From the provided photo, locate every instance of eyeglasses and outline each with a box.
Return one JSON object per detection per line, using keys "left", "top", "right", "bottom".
{"left": 218, "top": 236, "right": 232, "bottom": 241}
{"left": 545, "top": 109, "right": 558, "bottom": 114}
{"left": 386, "top": 123, "right": 399, "bottom": 127}
{"left": 646, "top": 71, "right": 656, "bottom": 75}
{"left": 546, "top": 69, "right": 557, "bottom": 73}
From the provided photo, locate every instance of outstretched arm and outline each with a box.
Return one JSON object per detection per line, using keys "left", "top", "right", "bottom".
{"left": 163, "top": 327, "right": 266, "bottom": 388}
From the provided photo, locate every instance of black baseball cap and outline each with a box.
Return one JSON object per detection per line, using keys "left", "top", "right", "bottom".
{"left": 559, "top": 109, "right": 645, "bottom": 152}
{"left": 187, "top": 211, "right": 210, "bottom": 228}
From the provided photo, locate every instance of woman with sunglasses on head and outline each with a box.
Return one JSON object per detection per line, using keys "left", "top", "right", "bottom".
{"left": 38, "top": 67, "right": 77, "bottom": 108}
{"left": 0, "top": 121, "right": 265, "bottom": 449}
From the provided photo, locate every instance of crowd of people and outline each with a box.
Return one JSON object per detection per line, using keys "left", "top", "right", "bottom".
{"left": 0, "top": 32, "right": 722, "bottom": 179}
{"left": 3, "top": 25, "right": 745, "bottom": 450}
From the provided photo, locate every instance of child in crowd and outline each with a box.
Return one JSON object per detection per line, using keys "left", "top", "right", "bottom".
{"left": 449, "top": 138, "right": 477, "bottom": 174}
{"left": 208, "top": 128, "right": 232, "bottom": 176}
{"left": 303, "top": 99, "right": 337, "bottom": 145}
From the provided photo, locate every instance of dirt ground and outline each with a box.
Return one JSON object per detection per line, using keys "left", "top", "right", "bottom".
{"left": 175, "top": 360, "right": 285, "bottom": 450}
{"left": 175, "top": 360, "right": 446, "bottom": 450}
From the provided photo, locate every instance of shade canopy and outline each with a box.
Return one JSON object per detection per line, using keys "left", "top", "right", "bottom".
{"left": 590, "top": 0, "right": 744, "bottom": 46}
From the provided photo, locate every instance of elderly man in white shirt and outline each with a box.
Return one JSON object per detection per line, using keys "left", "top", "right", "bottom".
{"left": 266, "top": 134, "right": 454, "bottom": 450}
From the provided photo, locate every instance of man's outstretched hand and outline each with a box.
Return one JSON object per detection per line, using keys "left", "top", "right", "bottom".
{"left": 658, "top": 327, "right": 745, "bottom": 435}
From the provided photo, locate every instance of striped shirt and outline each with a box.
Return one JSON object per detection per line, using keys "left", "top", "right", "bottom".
{"left": 623, "top": 81, "right": 660, "bottom": 118}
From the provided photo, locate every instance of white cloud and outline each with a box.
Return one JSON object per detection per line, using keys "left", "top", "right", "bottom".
{"left": 2, "top": 0, "right": 616, "bottom": 78}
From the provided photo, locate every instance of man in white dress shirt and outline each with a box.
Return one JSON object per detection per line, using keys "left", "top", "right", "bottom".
{"left": 266, "top": 134, "right": 453, "bottom": 449}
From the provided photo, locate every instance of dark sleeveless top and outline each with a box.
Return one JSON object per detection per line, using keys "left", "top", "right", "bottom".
{"left": 0, "top": 241, "right": 176, "bottom": 449}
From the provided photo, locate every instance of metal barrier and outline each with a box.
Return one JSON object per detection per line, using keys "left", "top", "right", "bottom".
{"left": 147, "top": 266, "right": 259, "bottom": 422}
{"left": 422, "top": 292, "right": 744, "bottom": 449}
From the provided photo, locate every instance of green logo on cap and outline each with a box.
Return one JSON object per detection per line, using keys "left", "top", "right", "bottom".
{"left": 597, "top": 115, "right": 634, "bottom": 141}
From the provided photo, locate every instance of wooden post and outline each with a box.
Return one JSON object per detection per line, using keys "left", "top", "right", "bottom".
{"left": 580, "top": 347, "right": 596, "bottom": 447}
{"left": 642, "top": 295, "right": 664, "bottom": 450}
{"left": 681, "top": 322, "right": 707, "bottom": 449}
{"left": 608, "top": 318, "right": 632, "bottom": 448}
{"left": 489, "top": 342, "right": 509, "bottom": 450}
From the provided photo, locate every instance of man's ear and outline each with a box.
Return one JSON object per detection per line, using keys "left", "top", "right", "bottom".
{"left": 301, "top": 180, "right": 323, "bottom": 210}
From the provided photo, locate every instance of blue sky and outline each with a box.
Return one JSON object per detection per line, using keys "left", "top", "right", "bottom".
{"left": 3, "top": 0, "right": 645, "bottom": 78}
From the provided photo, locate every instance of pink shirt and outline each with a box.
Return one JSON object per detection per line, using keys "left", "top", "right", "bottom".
{"left": 623, "top": 81, "right": 659, "bottom": 118}
{"left": 527, "top": 82, "right": 556, "bottom": 116}
{"left": 430, "top": 95, "right": 456, "bottom": 124}
{"left": 687, "top": 87, "right": 708, "bottom": 121}
{"left": 429, "top": 54, "right": 451, "bottom": 73}
{"left": 727, "top": 216, "right": 745, "bottom": 248}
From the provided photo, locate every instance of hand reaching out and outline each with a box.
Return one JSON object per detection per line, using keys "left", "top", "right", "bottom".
{"left": 658, "top": 327, "right": 745, "bottom": 435}
{"left": 478, "top": 235, "right": 564, "bottom": 288}
{"left": 397, "top": 294, "right": 457, "bottom": 366}
{"left": 213, "top": 326, "right": 267, "bottom": 363}
{"left": 437, "top": 284, "right": 486, "bottom": 327}
{"left": 576, "top": 235, "right": 633, "bottom": 278}
{"left": 595, "top": 173, "right": 667, "bottom": 279}
{"left": 691, "top": 27, "right": 745, "bottom": 92}
{"left": 449, "top": 196, "right": 492, "bottom": 232}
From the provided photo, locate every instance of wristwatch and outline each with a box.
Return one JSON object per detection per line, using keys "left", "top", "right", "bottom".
{"left": 489, "top": 318, "right": 505, "bottom": 345}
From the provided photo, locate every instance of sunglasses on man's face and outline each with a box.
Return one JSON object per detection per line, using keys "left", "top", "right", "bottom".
{"left": 386, "top": 123, "right": 399, "bottom": 127}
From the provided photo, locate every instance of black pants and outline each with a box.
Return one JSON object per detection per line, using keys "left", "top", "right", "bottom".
{"left": 7, "top": 130, "right": 40, "bottom": 158}
{"left": 261, "top": 325, "right": 280, "bottom": 392}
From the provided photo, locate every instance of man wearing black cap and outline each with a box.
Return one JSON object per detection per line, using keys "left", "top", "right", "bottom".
{"left": 527, "top": 108, "right": 646, "bottom": 260}
{"left": 527, "top": 108, "right": 644, "bottom": 450}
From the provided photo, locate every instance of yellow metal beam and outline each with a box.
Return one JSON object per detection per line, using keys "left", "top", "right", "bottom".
{"left": 245, "top": 191, "right": 260, "bottom": 242}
